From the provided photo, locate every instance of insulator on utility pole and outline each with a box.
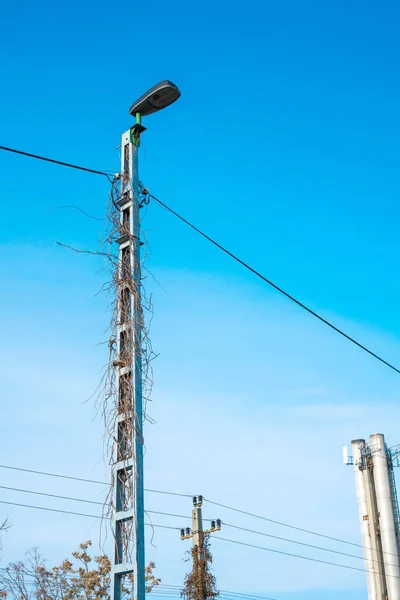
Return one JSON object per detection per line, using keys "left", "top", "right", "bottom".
{"left": 181, "top": 496, "right": 220, "bottom": 600}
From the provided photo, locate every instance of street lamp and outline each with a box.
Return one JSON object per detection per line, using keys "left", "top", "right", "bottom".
{"left": 129, "top": 80, "right": 181, "bottom": 117}
{"left": 111, "top": 80, "right": 180, "bottom": 600}
{"left": 128, "top": 80, "right": 180, "bottom": 139}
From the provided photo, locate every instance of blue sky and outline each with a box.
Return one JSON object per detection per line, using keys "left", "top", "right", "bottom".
{"left": 1, "top": 1, "right": 400, "bottom": 599}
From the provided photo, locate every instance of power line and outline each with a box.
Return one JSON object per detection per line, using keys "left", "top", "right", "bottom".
{"left": 0, "top": 579, "right": 272, "bottom": 600}
{"left": 147, "top": 522, "right": 180, "bottom": 531}
{"left": 57, "top": 205, "right": 105, "bottom": 221}
{"left": 0, "top": 143, "right": 397, "bottom": 374}
{"left": 145, "top": 487, "right": 193, "bottom": 499}
{"left": 0, "top": 488, "right": 193, "bottom": 522}
{"left": 0, "top": 576, "right": 276, "bottom": 600}
{"left": 6, "top": 495, "right": 390, "bottom": 591}
{"left": 142, "top": 592, "right": 179, "bottom": 597}
{"left": 5, "top": 481, "right": 399, "bottom": 573}
{"left": 203, "top": 497, "right": 399, "bottom": 558}
{"left": 0, "top": 577, "right": 277, "bottom": 600}
{"left": 1, "top": 462, "right": 395, "bottom": 559}
{"left": 0, "top": 464, "right": 192, "bottom": 497}
{"left": 0, "top": 484, "right": 103, "bottom": 505}
{"left": 153, "top": 591, "right": 277, "bottom": 600}
{"left": 151, "top": 595, "right": 266, "bottom": 600}
{"left": 1, "top": 585, "right": 276, "bottom": 600}
{"left": 216, "top": 594, "right": 277, "bottom": 600}
{"left": 4, "top": 496, "right": 392, "bottom": 582}
{"left": 0, "top": 146, "right": 113, "bottom": 182}
{"left": 219, "top": 595, "right": 277, "bottom": 600}
{"left": 213, "top": 591, "right": 277, "bottom": 600}
{"left": 222, "top": 522, "right": 399, "bottom": 569}
{"left": 155, "top": 587, "right": 185, "bottom": 592}
{"left": 0, "top": 499, "right": 179, "bottom": 530}
{"left": 0, "top": 499, "right": 106, "bottom": 520}
{"left": 3, "top": 462, "right": 399, "bottom": 563}
{"left": 146, "top": 190, "right": 400, "bottom": 376}
{"left": 213, "top": 536, "right": 398, "bottom": 579}
{"left": 147, "top": 509, "right": 193, "bottom": 520}
{"left": 158, "top": 585, "right": 277, "bottom": 600}
{"left": 0, "top": 464, "right": 106, "bottom": 485}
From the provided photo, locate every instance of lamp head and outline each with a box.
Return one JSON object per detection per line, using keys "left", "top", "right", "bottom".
{"left": 129, "top": 80, "right": 180, "bottom": 117}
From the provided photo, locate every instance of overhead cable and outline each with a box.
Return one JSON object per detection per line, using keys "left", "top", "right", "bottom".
{"left": 0, "top": 145, "right": 113, "bottom": 182}
{"left": 145, "top": 190, "right": 400, "bottom": 376}
{"left": 0, "top": 464, "right": 192, "bottom": 497}
{"left": 158, "top": 584, "right": 277, "bottom": 600}
{"left": 2, "top": 489, "right": 395, "bottom": 573}
{"left": 222, "top": 522, "right": 399, "bottom": 569}
{"left": 0, "top": 143, "right": 397, "bottom": 374}
{"left": 2, "top": 498, "right": 393, "bottom": 582}
{"left": 203, "top": 497, "right": 399, "bottom": 558}
{"left": 0, "top": 577, "right": 276, "bottom": 600}
{"left": 0, "top": 580, "right": 272, "bottom": 600}
{"left": 0, "top": 489, "right": 192, "bottom": 521}
{"left": 213, "top": 536, "right": 399, "bottom": 579}
{"left": 0, "top": 499, "right": 179, "bottom": 530}
{"left": 0, "top": 484, "right": 103, "bottom": 505}
{"left": 1, "top": 462, "right": 395, "bottom": 558}
{"left": 2, "top": 480, "right": 388, "bottom": 565}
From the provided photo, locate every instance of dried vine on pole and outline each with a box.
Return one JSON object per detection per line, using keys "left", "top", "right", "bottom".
{"left": 181, "top": 533, "right": 219, "bottom": 600}
{"left": 93, "top": 171, "right": 156, "bottom": 561}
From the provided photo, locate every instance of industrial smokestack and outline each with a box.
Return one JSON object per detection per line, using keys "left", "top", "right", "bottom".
{"left": 347, "top": 434, "right": 400, "bottom": 600}
{"left": 370, "top": 433, "right": 400, "bottom": 600}
{"left": 351, "top": 439, "right": 380, "bottom": 600}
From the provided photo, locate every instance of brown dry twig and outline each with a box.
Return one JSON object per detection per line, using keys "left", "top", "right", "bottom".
{"left": 94, "top": 173, "right": 157, "bottom": 564}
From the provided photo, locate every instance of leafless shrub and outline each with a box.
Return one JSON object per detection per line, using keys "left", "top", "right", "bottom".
{"left": 0, "top": 541, "right": 160, "bottom": 600}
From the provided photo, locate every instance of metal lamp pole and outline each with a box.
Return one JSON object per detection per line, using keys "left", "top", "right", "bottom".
{"left": 111, "top": 81, "right": 180, "bottom": 600}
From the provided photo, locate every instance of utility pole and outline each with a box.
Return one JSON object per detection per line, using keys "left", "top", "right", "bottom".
{"left": 181, "top": 496, "right": 221, "bottom": 600}
{"left": 110, "top": 81, "right": 180, "bottom": 600}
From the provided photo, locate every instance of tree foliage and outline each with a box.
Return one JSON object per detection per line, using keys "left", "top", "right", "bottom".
{"left": 0, "top": 541, "right": 160, "bottom": 600}
{"left": 181, "top": 534, "right": 218, "bottom": 600}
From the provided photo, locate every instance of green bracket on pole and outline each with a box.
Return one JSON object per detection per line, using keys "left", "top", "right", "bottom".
{"left": 130, "top": 112, "right": 146, "bottom": 147}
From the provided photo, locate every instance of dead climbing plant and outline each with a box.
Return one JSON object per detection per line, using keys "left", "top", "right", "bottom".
{"left": 54, "top": 150, "right": 158, "bottom": 564}
{"left": 93, "top": 169, "right": 157, "bottom": 560}
{"left": 181, "top": 533, "right": 219, "bottom": 600}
